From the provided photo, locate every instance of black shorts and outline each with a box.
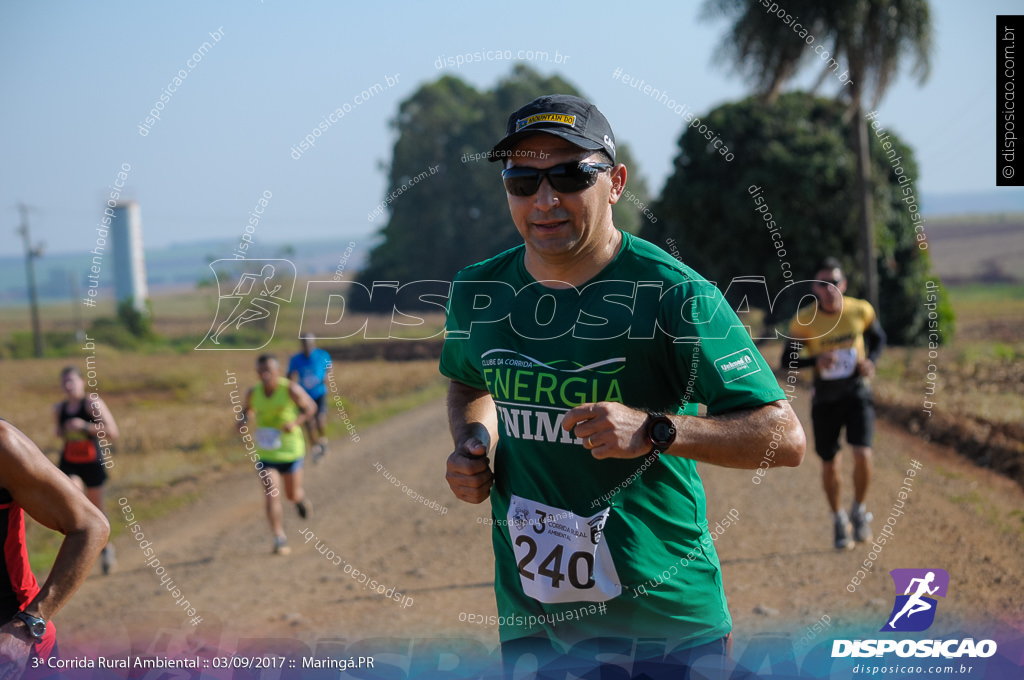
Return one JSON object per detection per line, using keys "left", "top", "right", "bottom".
{"left": 59, "top": 459, "right": 107, "bottom": 488}
{"left": 811, "top": 382, "right": 875, "bottom": 461}
{"left": 500, "top": 635, "right": 731, "bottom": 679}
{"left": 313, "top": 394, "right": 328, "bottom": 416}
{"left": 259, "top": 459, "right": 304, "bottom": 474}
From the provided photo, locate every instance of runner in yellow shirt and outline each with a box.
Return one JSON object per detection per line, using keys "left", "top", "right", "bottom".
{"left": 239, "top": 354, "right": 317, "bottom": 555}
{"left": 783, "top": 258, "right": 886, "bottom": 550}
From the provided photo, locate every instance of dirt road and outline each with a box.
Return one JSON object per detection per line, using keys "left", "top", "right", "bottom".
{"left": 53, "top": 387, "right": 1024, "bottom": 661}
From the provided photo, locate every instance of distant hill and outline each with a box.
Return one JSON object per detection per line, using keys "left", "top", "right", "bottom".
{"left": 925, "top": 214, "right": 1024, "bottom": 284}
{"left": 4, "top": 198, "right": 1022, "bottom": 306}
{"left": 922, "top": 189, "right": 1024, "bottom": 216}
{"left": 0, "top": 238, "right": 367, "bottom": 306}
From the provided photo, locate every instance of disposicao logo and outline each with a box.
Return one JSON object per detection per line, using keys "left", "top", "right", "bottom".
{"left": 832, "top": 568, "right": 997, "bottom": 659}
{"left": 882, "top": 568, "right": 948, "bottom": 632}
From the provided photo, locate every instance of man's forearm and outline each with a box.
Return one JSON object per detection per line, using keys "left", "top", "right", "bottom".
{"left": 27, "top": 522, "right": 108, "bottom": 621}
{"left": 667, "top": 401, "right": 805, "bottom": 469}
{"left": 865, "top": 319, "right": 887, "bottom": 363}
{"left": 447, "top": 381, "right": 498, "bottom": 452}
{"left": 0, "top": 422, "right": 110, "bottom": 624}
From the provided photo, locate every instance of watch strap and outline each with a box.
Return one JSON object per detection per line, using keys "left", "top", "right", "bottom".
{"left": 13, "top": 610, "right": 46, "bottom": 640}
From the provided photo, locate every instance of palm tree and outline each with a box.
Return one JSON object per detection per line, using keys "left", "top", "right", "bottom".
{"left": 703, "top": 0, "right": 932, "bottom": 307}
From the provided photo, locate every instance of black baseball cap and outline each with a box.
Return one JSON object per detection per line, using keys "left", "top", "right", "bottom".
{"left": 489, "top": 94, "right": 617, "bottom": 163}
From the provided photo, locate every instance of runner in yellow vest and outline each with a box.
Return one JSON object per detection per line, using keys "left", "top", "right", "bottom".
{"left": 239, "top": 354, "right": 317, "bottom": 555}
{"left": 783, "top": 258, "right": 887, "bottom": 550}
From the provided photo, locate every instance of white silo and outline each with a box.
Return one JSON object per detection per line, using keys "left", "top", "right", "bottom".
{"left": 110, "top": 201, "right": 148, "bottom": 312}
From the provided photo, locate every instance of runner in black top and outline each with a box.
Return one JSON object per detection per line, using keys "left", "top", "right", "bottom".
{"left": 54, "top": 367, "right": 120, "bottom": 574}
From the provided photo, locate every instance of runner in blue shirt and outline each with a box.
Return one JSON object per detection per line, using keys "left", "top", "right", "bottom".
{"left": 287, "top": 335, "right": 333, "bottom": 462}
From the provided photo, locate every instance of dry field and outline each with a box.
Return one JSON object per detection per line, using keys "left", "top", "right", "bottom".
{"left": 2, "top": 349, "right": 447, "bottom": 569}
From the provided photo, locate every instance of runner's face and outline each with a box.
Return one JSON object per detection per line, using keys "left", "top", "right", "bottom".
{"left": 504, "top": 135, "right": 622, "bottom": 262}
{"left": 61, "top": 372, "right": 85, "bottom": 398}
{"left": 813, "top": 268, "right": 845, "bottom": 312}
{"left": 257, "top": 359, "right": 280, "bottom": 387}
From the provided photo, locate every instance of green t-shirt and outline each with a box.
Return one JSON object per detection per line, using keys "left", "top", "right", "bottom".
{"left": 250, "top": 377, "right": 305, "bottom": 463}
{"left": 439, "top": 231, "right": 785, "bottom": 649}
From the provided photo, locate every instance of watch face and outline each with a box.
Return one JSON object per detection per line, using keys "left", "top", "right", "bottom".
{"left": 651, "top": 420, "right": 675, "bottom": 446}
{"left": 15, "top": 612, "right": 45, "bottom": 639}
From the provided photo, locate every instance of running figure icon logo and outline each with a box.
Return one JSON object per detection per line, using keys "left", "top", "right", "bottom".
{"left": 196, "top": 259, "right": 296, "bottom": 350}
{"left": 881, "top": 568, "right": 949, "bottom": 632}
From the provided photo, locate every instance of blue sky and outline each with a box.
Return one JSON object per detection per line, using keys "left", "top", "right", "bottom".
{"left": 0, "top": 0, "right": 1019, "bottom": 255}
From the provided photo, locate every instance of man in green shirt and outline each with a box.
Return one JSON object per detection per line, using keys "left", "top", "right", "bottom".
{"left": 440, "top": 94, "right": 806, "bottom": 677}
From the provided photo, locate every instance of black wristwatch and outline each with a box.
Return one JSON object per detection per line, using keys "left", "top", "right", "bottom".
{"left": 13, "top": 610, "right": 46, "bottom": 640}
{"left": 645, "top": 414, "right": 676, "bottom": 453}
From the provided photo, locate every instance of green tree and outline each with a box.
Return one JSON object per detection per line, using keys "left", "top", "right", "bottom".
{"left": 644, "top": 92, "right": 951, "bottom": 345}
{"left": 83, "top": 297, "right": 159, "bottom": 351}
{"left": 355, "top": 65, "right": 651, "bottom": 307}
{"left": 117, "top": 298, "right": 155, "bottom": 339}
{"left": 703, "top": 0, "right": 933, "bottom": 308}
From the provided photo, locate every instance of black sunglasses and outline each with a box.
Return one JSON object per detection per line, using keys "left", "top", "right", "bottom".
{"left": 814, "top": 278, "right": 843, "bottom": 286}
{"left": 501, "top": 161, "right": 614, "bottom": 197}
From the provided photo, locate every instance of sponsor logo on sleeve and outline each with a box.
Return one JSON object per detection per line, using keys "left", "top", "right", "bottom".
{"left": 714, "top": 348, "right": 761, "bottom": 383}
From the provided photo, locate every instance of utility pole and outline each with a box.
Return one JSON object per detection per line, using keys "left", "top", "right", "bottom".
{"left": 17, "top": 204, "right": 45, "bottom": 358}
{"left": 69, "top": 271, "right": 85, "bottom": 342}
{"left": 854, "top": 105, "right": 879, "bottom": 310}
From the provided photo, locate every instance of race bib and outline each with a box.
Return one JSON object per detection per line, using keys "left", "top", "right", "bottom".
{"left": 507, "top": 495, "right": 621, "bottom": 604}
{"left": 302, "top": 374, "right": 320, "bottom": 390}
{"left": 256, "top": 427, "right": 282, "bottom": 450}
{"left": 64, "top": 438, "right": 98, "bottom": 464}
{"left": 820, "top": 347, "right": 859, "bottom": 380}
